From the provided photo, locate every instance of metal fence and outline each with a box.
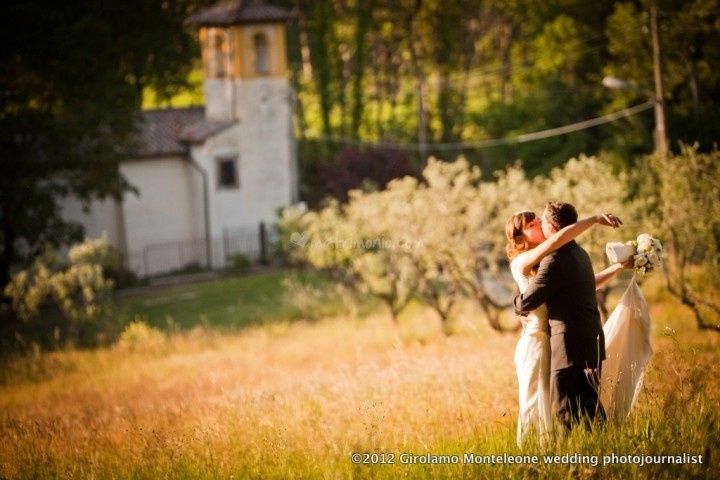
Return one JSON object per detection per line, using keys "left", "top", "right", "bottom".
{"left": 124, "top": 222, "right": 275, "bottom": 277}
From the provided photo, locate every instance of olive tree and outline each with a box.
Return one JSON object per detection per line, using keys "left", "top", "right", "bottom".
{"left": 643, "top": 145, "right": 720, "bottom": 332}
{"left": 280, "top": 154, "right": 637, "bottom": 332}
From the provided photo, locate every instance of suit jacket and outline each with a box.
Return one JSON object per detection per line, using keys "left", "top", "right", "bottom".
{"left": 513, "top": 241, "right": 605, "bottom": 371}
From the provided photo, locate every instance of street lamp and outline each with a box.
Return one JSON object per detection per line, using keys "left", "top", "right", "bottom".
{"left": 602, "top": 75, "right": 667, "bottom": 155}
{"left": 601, "top": 76, "right": 652, "bottom": 97}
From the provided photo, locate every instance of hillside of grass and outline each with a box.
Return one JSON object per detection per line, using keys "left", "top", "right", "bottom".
{"left": 1, "top": 272, "right": 718, "bottom": 479}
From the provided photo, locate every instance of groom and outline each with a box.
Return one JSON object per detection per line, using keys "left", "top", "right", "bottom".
{"left": 514, "top": 201, "right": 606, "bottom": 430}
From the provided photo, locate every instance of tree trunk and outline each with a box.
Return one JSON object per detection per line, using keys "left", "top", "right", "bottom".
{"left": 650, "top": 4, "right": 668, "bottom": 155}
{"left": 477, "top": 295, "right": 521, "bottom": 333}
{"left": 499, "top": 22, "right": 513, "bottom": 104}
{"left": 388, "top": 303, "right": 399, "bottom": 324}
{"left": 688, "top": 61, "right": 700, "bottom": 123}
{"left": 0, "top": 204, "right": 15, "bottom": 295}
{"left": 437, "top": 70, "right": 454, "bottom": 143}
{"left": 350, "top": 0, "right": 374, "bottom": 138}
{"left": 289, "top": 2, "right": 309, "bottom": 140}
{"left": 665, "top": 272, "right": 720, "bottom": 333}
{"left": 373, "top": 59, "right": 385, "bottom": 138}
{"left": 307, "top": 1, "right": 335, "bottom": 137}
{"left": 328, "top": 9, "right": 348, "bottom": 137}
{"left": 405, "top": 7, "right": 428, "bottom": 162}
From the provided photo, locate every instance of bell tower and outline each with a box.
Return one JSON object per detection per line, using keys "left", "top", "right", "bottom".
{"left": 187, "top": 0, "right": 294, "bottom": 121}
{"left": 184, "top": 0, "right": 299, "bottom": 259}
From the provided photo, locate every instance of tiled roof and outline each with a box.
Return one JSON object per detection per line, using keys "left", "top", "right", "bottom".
{"left": 137, "top": 107, "right": 236, "bottom": 157}
{"left": 186, "top": 0, "right": 295, "bottom": 27}
{"left": 179, "top": 118, "right": 237, "bottom": 144}
{"left": 137, "top": 107, "right": 204, "bottom": 156}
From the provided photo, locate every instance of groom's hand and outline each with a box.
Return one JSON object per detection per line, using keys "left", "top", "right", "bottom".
{"left": 596, "top": 213, "right": 623, "bottom": 228}
{"left": 513, "top": 294, "right": 530, "bottom": 317}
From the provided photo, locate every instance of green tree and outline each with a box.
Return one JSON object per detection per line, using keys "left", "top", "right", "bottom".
{"left": 276, "top": 0, "right": 719, "bottom": 204}
{"left": 280, "top": 153, "right": 635, "bottom": 333}
{"left": 604, "top": 0, "right": 720, "bottom": 154}
{"left": 0, "top": 0, "right": 209, "bottom": 291}
{"left": 478, "top": 12, "right": 610, "bottom": 173}
{"left": 638, "top": 145, "right": 720, "bottom": 332}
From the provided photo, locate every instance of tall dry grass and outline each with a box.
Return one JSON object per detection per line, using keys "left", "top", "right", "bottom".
{"left": 1, "top": 285, "right": 718, "bottom": 479}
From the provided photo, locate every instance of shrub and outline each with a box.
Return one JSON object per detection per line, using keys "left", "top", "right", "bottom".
{"left": 4, "top": 237, "right": 116, "bottom": 345}
{"left": 115, "top": 318, "right": 166, "bottom": 352}
{"left": 67, "top": 235, "right": 120, "bottom": 268}
{"left": 319, "top": 147, "right": 418, "bottom": 202}
{"left": 226, "top": 252, "right": 252, "bottom": 273}
{"left": 155, "top": 262, "right": 206, "bottom": 277}
{"left": 105, "top": 265, "right": 141, "bottom": 289}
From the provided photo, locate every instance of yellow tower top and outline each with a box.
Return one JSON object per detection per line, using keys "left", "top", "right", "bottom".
{"left": 187, "top": 0, "right": 294, "bottom": 80}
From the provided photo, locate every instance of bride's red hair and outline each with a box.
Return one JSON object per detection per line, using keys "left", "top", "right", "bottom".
{"left": 505, "top": 211, "right": 536, "bottom": 260}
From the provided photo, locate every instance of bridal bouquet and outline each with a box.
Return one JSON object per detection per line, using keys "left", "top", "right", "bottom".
{"left": 606, "top": 233, "right": 663, "bottom": 276}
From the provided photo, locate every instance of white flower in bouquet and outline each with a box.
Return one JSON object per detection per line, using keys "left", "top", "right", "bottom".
{"left": 608, "top": 233, "right": 662, "bottom": 277}
{"left": 652, "top": 238, "right": 663, "bottom": 252}
{"left": 634, "top": 254, "right": 648, "bottom": 267}
{"left": 637, "top": 233, "right": 654, "bottom": 253}
{"left": 647, "top": 252, "right": 659, "bottom": 265}
{"left": 635, "top": 234, "right": 662, "bottom": 275}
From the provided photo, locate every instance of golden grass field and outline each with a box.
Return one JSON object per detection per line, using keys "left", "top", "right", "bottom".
{"left": 1, "top": 275, "right": 719, "bottom": 479}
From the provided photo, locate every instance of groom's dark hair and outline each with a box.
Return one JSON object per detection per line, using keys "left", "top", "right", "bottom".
{"left": 543, "top": 201, "right": 578, "bottom": 229}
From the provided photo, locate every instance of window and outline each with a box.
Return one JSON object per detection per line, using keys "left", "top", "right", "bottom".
{"left": 216, "top": 156, "right": 239, "bottom": 189}
{"left": 207, "top": 29, "right": 227, "bottom": 78}
{"left": 253, "top": 33, "right": 269, "bottom": 75}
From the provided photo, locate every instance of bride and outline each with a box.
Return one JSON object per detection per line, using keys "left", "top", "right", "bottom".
{"left": 505, "top": 210, "right": 636, "bottom": 446}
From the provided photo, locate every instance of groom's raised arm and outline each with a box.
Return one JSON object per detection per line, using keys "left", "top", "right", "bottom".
{"left": 513, "top": 254, "right": 563, "bottom": 316}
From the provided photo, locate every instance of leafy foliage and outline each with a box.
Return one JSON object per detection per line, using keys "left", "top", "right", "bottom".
{"left": 4, "top": 237, "right": 117, "bottom": 342}
{"left": 637, "top": 145, "right": 720, "bottom": 331}
{"left": 604, "top": 0, "right": 720, "bottom": 153}
{"left": 0, "top": 0, "right": 211, "bottom": 287}
{"left": 318, "top": 147, "right": 418, "bottom": 202}
{"left": 280, "top": 154, "right": 634, "bottom": 332}
{"left": 270, "top": 0, "right": 720, "bottom": 204}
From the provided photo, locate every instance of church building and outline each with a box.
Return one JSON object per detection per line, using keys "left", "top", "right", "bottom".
{"left": 61, "top": 0, "right": 298, "bottom": 276}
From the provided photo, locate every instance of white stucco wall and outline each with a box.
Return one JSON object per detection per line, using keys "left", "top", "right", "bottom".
{"left": 204, "top": 79, "right": 236, "bottom": 122}
{"left": 60, "top": 195, "right": 123, "bottom": 247}
{"left": 59, "top": 75, "right": 297, "bottom": 276}
{"left": 119, "top": 157, "right": 205, "bottom": 275}
{"left": 191, "top": 76, "right": 296, "bottom": 268}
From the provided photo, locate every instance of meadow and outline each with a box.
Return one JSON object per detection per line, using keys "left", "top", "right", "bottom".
{"left": 1, "top": 270, "right": 718, "bottom": 479}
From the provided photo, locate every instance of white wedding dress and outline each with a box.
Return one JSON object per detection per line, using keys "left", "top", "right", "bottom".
{"left": 511, "top": 251, "right": 553, "bottom": 447}
{"left": 599, "top": 276, "right": 653, "bottom": 423}
{"left": 511, "top": 251, "right": 653, "bottom": 447}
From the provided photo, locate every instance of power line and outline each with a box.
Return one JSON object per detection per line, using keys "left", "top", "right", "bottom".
{"left": 310, "top": 101, "right": 654, "bottom": 151}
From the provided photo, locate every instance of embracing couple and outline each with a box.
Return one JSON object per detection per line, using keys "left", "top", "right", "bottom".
{"left": 506, "top": 201, "right": 650, "bottom": 446}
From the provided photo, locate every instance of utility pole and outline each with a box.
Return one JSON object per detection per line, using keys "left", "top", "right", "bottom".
{"left": 650, "top": 4, "right": 668, "bottom": 156}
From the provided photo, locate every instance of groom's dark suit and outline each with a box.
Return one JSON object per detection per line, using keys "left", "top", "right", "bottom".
{"left": 513, "top": 240, "right": 606, "bottom": 429}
